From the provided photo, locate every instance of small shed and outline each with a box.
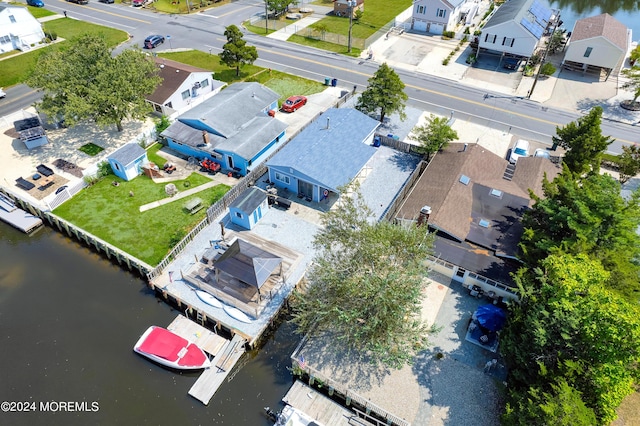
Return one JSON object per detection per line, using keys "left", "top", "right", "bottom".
{"left": 14, "top": 117, "right": 49, "bottom": 150}
{"left": 107, "top": 143, "right": 148, "bottom": 181}
{"left": 229, "top": 187, "right": 268, "bottom": 230}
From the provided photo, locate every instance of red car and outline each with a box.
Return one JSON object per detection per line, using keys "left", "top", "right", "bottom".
{"left": 281, "top": 96, "right": 307, "bottom": 113}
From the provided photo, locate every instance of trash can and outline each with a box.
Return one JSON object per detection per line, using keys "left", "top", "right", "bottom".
{"left": 324, "top": 77, "right": 331, "bottom": 86}
{"left": 331, "top": 78, "right": 338, "bottom": 87}
{"left": 372, "top": 136, "right": 381, "bottom": 147}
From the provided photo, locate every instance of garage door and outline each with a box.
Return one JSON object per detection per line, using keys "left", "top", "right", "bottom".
{"left": 428, "top": 23, "right": 444, "bottom": 35}
{"left": 413, "top": 20, "right": 427, "bottom": 32}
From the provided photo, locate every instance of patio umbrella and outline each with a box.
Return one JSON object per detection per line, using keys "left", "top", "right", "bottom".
{"left": 474, "top": 304, "right": 506, "bottom": 332}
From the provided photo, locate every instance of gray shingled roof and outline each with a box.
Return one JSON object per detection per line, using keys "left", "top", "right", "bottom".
{"left": 108, "top": 143, "right": 146, "bottom": 167}
{"left": 178, "top": 82, "right": 279, "bottom": 138}
{"left": 266, "top": 108, "right": 380, "bottom": 192}
{"left": 484, "top": 0, "right": 531, "bottom": 27}
{"left": 570, "top": 13, "right": 628, "bottom": 51}
{"left": 396, "top": 143, "right": 560, "bottom": 257}
{"left": 229, "top": 187, "right": 267, "bottom": 213}
{"left": 213, "top": 239, "right": 281, "bottom": 290}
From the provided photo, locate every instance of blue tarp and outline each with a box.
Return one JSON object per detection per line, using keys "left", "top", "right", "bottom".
{"left": 475, "top": 304, "right": 506, "bottom": 332}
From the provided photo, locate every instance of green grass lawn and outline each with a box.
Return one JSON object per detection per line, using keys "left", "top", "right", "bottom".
{"left": 158, "top": 50, "right": 325, "bottom": 102}
{"left": 287, "top": 34, "right": 362, "bottom": 57}
{"left": 0, "top": 19, "right": 128, "bottom": 88}
{"left": 79, "top": 143, "right": 105, "bottom": 156}
{"left": 146, "top": 143, "right": 169, "bottom": 167}
{"left": 54, "top": 173, "right": 230, "bottom": 266}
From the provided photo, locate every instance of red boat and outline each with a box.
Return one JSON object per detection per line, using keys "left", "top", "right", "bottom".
{"left": 133, "top": 326, "right": 211, "bottom": 370}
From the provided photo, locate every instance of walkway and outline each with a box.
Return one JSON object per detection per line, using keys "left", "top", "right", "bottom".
{"left": 139, "top": 180, "right": 219, "bottom": 212}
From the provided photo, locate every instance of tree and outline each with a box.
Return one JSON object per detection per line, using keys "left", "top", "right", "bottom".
{"left": 545, "top": 29, "right": 565, "bottom": 55}
{"left": 411, "top": 114, "right": 458, "bottom": 160}
{"left": 27, "top": 34, "right": 160, "bottom": 131}
{"left": 539, "top": 62, "right": 556, "bottom": 77}
{"left": 630, "top": 45, "right": 640, "bottom": 65}
{"left": 220, "top": 25, "right": 258, "bottom": 77}
{"left": 520, "top": 169, "right": 640, "bottom": 299}
{"left": 291, "top": 183, "right": 436, "bottom": 368}
{"left": 356, "top": 63, "right": 408, "bottom": 123}
{"left": 617, "top": 144, "right": 640, "bottom": 184}
{"left": 621, "top": 66, "right": 640, "bottom": 103}
{"left": 314, "top": 23, "right": 329, "bottom": 41}
{"left": 266, "top": 0, "right": 297, "bottom": 18}
{"left": 552, "top": 106, "right": 613, "bottom": 174}
{"left": 500, "top": 254, "right": 640, "bottom": 424}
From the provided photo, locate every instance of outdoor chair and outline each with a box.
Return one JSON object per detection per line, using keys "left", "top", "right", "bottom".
{"left": 36, "top": 164, "right": 54, "bottom": 177}
{"left": 16, "top": 177, "right": 35, "bottom": 191}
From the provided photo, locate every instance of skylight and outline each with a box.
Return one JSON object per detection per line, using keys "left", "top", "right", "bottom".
{"left": 479, "top": 219, "right": 490, "bottom": 228}
{"left": 490, "top": 188, "right": 503, "bottom": 198}
{"left": 459, "top": 175, "right": 470, "bottom": 185}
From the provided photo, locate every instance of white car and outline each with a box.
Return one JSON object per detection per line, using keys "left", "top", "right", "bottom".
{"left": 509, "top": 139, "right": 530, "bottom": 164}
{"left": 0, "top": 87, "right": 6, "bottom": 99}
{"left": 534, "top": 148, "right": 550, "bottom": 159}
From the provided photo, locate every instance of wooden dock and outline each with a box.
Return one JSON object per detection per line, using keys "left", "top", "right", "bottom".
{"left": 166, "top": 315, "right": 246, "bottom": 405}
{"left": 282, "top": 380, "right": 369, "bottom": 426}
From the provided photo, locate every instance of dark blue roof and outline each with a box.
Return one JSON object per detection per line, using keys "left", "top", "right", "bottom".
{"left": 266, "top": 109, "right": 379, "bottom": 192}
{"left": 229, "top": 187, "right": 267, "bottom": 213}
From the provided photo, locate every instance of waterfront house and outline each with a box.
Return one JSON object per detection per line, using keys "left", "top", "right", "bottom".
{"left": 0, "top": 5, "right": 45, "bottom": 54}
{"left": 396, "top": 142, "right": 560, "bottom": 285}
{"left": 161, "top": 82, "right": 287, "bottom": 176}
{"left": 107, "top": 143, "right": 148, "bottom": 181}
{"left": 411, "top": 0, "right": 476, "bottom": 35}
{"left": 228, "top": 187, "right": 268, "bottom": 230}
{"left": 146, "top": 57, "right": 226, "bottom": 117}
{"left": 265, "top": 108, "right": 379, "bottom": 202}
{"left": 478, "top": 0, "right": 556, "bottom": 60}
{"left": 562, "top": 13, "right": 630, "bottom": 80}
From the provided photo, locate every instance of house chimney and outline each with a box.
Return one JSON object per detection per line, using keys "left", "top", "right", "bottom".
{"left": 252, "top": 92, "right": 255, "bottom": 98}
{"left": 202, "top": 131, "right": 209, "bottom": 145}
{"left": 326, "top": 117, "right": 330, "bottom": 129}
{"left": 417, "top": 205, "right": 431, "bottom": 226}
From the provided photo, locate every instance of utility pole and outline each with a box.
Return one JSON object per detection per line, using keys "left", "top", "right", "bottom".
{"left": 528, "top": 11, "right": 562, "bottom": 99}
{"left": 265, "top": 1, "right": 268, "bottom": 35}
{"left": 347, "top": 0, "right": 356, "bottom": 53}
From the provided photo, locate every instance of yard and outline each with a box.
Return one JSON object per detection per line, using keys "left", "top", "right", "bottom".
{"left": 54, "top": 171, "right": 230, "bottom": 266}
{"left": 158, "top": 50, "right": 325, "bottom": 104}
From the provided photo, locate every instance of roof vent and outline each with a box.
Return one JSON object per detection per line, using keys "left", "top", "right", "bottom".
{"left": 326, "top": 117, "right": 330, "bottom": 129}
{"left": 459, "top": 175, "right": 470, "bottom": 185}
{"left": 417, "top": 205, "right": 431, "bottom": 227}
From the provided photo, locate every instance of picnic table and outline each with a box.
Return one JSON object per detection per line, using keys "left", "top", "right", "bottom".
{"left": 184, "top": 197, "right": 204, "bottom": 214}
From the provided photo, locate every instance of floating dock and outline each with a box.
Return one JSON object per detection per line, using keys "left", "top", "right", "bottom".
{"left": 0, "top": 193, "right": 42, "bottom": 233}
{"left": 282, "top": 380, "right": 372, "bottom": 426}
{"left": 166, "top": 315, "right": 246, "bottom": 405}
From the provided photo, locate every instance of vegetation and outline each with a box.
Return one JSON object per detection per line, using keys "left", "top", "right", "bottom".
{"left": 27, "top": 34, "right": 160, "bottom": 131}
{"left": 155, "top": 115, "right": 171, "bottom": 137}
{"left": 621, "top": 65, "right": 640, "bottom": 103}
{"left": 0, "top": 19, "right": 127, "bottom": 88}
{"left": 291, "top": 183, "right": 436, "bottom": 368}
{"left": 266, "top": 0, "right": 297, "bottom": 17}
{"left": 54, "top": 174, "right": 230, "bottom": 265}
{"left": 146, "top": 143, "right": 169, "bottom": 167}
{"left": 545, "top": 29, "right": 566, "bottom": 55}
{"left": 79, "top": 143, "right": 105, "bottom": 156}
{"left": 551, "top": 106, "right": 612, "bottom": 174}
{"left": 220, "top": 25, "right": 258, "bottom": 77}
{"left": 356, "top": 63, "right": 408, "bottom": 122}
{"left": 411, "top": 114, "right": 458, "bottom": 160}
{"left": 286, "top": 34, "right": 361, "bottom": 57}
{"left": 630, "top": 45, "right": 640, "bottom": 65}
{"left": 539, "top": 62, "right": 556, "bottom": 77}
{"left": 617, "top": 145, "right": 640, "bottom": 183}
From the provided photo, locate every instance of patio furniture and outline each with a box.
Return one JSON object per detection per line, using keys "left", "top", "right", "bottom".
{"left": 184, "top": 197, "right": 204, "bottom": 214}
{"left": 16, "top": 177, "right": 35, "bottom": 191}
{"left": 36, "top": 164, "right": 54, "bottom": 177}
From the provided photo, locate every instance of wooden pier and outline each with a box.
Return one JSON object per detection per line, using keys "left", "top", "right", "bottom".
{"left": 166, "top": 315, "right": 246, "bottom": 405}
{"left": 282, "top": 380, "right": 371, "bottom": 426}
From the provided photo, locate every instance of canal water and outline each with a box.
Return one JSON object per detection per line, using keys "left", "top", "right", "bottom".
{"left": 0, "top": 224, "right": 299, "bottom": 425}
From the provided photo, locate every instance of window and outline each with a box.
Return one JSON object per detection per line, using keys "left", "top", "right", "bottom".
{"left": 9, "top": 15, "right": 16, "bottom": 23}
{"left": 0, "top": 35, "right": 10, "bottom": 44}
{"left": 181, "top": 90, "right": 190, "bottom": 100}
{"left": 200, "top": 79, "right": 209, "bottom": 88}
{"left": 417, "top": 5, "right": 424, "bottom": 14}
{"left": 235, "top": 212, "right": 243, "bottom": 219}
{"left": 584, "top": 47, "right": 593, "bottom": 58}
{"left": 484, "top": 34, "right": 497, "bottom": 44}
{"left": 502, "top": 37, "right": 514, "bottom": 46}
{"left": 459, "top": 175, "right": 470, "bottom": 185}
{"left": 436, "top": 8, "right": 446, "bottom": 18}
{"left": 275, "top": 172, "right": 290, "bottom": 185}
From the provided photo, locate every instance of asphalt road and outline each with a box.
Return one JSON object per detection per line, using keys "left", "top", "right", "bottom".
{"left": 2, "top": 1, "right": 638, "bottom": 152}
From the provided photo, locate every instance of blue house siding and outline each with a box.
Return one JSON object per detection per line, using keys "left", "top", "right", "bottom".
{"left": 229, "top": 188, "right": 268, "bottom": 230}
{"left": 230, "top": 207, "right": 252, "bottom": 230}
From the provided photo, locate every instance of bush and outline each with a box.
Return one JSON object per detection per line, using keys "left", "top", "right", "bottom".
{"left": 540, "top": 62, "right": 557, "bottom": 76}
{"left": 474, "top": 30, "right": 482, "bottom": 36}
{"left": 97, "top": 161, "right": 113, "bottom": 178}
{"left": 529, "top": 52, "right": 541, "bottom": 65}
{"left": 442, "top": 30, "right": 455, "bottom": 39}
{"left": 464, "top": 27, "right": 470, "bottom": 34}
{"left": 442, "top": 58, "right": 450, "bottom": 65}
{"left": 466, "top": 54, "right": 476, "bottom": 64}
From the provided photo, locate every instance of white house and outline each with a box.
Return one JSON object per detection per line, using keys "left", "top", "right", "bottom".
{"left": 563, "top": 13, "right": 630, "bottom": 79}
{"left": 411, "top": 0, "right": 476, "bottom": 35}
{"left": 478, "top": 0, "right": 556, "bottom": 59}
{"left": 146, "top": 58, "right": 226, "bottom": 117}
{"left": 0, "top": 5, "right": 45, "bottom": 54}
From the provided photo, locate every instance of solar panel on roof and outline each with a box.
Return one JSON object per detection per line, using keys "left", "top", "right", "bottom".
{"left": 521, "top": 17, "right": 545, "bottom": 39}
{"left": 459, "top": 175, "right": 471, "bottom": 185}
{"left": 479, "top": 219, "right": 491, "bottom": 228}
{"left": 530, "top": 0, "right": 552, "bottom": 23}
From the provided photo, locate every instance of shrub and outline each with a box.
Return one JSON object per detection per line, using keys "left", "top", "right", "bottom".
{"left": 540, "top": 62, "right": 557, "bottom": 76}
{"left": 454, "top": 46, "right": 460, "bottom": 52}
{"left": 442, "top": 30, "right": 455, "bottom": 39}
{"left": 464, "top": 27, "right": 470, "bottom": 34}
{"left": 474, "top": 30, "right": 482, "bottom": 36}
{"left": 466, "top": 54, "right": 476, "bottom": 64}
{"left": 461, "top": 35, "right": 468, "bottom": 43}
{"left": 529, "top": 52, "right": 541, "bottom": 65}
{"left": 97, "top": 161, "right": 113, "bottom": 178}
{"left": 442, "top": 58, "right": 450, "bottom": 65}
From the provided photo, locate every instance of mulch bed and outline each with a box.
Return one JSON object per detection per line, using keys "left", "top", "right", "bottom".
{"left": 23, "top": 174, "right": 70, "bottom": 200}
{"left": 52, "top": 158, "right": 84, "bottom": 178}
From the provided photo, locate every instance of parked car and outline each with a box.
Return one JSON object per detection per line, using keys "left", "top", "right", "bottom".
{"left": 67, "top": 0, "right": 89, "bottom": 4}
{"left": 0, "top": 88, "right": 6, "bottom": 99}
{"left": 132, "top": 0, "right": 145, "bottom": 6}
{"left": 144, "top": 35, "right": 165, "bottom": 49}
{"left": 281, "top": 95, "right": 307, "bottom": 113}
{"left": 534, "top": 148, "right": 551, "bottom": 159}
{"left": 509, "top": 139, "right": 530, "bottom": 164}
{"left": 98, "top": 0, "right": 115, "bottom": 3}
{"left": 502, "top": 57, "right": 520, "bottom": 70}
{"left": 27, "top": 0, "right": 45, "bottom": 7}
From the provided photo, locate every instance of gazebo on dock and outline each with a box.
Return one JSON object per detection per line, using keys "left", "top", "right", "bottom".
{"left": 213, "top": 239, "right": 282, "bottom": 296}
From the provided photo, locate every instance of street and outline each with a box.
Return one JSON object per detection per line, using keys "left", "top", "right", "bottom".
{"left": 2, "top": 0, "right": 638, "bottom": 153}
